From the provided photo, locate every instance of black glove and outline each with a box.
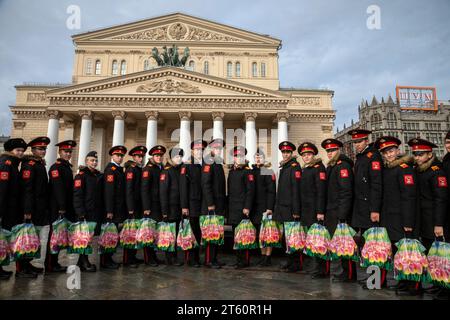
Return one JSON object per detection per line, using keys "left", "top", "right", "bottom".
{"left": 208, "top": 210, "right": 215, "bottom": 215}
{"left": 338, "top": 218, "right": 346, "bottom": 224}
{"left": 162, "top": 215, "right": 168, "bottom": 222}
{"left": 404, "top": 230, "right": 412, "bottom": 239}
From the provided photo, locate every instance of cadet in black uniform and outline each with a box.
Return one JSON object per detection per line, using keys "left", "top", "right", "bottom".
{"left": 160, "top": 147, "right": 184, "bottom": 266}
{"left": 375, "top": 136, "right": 417, "bottom": 294}
{"left": 102, "top": 145, "right": 127, "bottom": 270}
{"left": 227, "top": 146, "right": 255, "bottom": 268}
{"left": 273, "top": 141, "right": 301, "bottom": 272}
{"left": 321, "top": 139, "right": 355, "bottom": 283}
{"left": 252, "top": 148, "right": 276, "bottom": 267}
{"left": 298, "top": 142, "right": 328, "bottom": 279}
{"left": 180, "top": 139, "right": 207, "bottom": 267}
{"left": 201, "top": 138, "right": 227, "bottom": 269}
{"left": 0, "top": 138, "right": 27, "bottom": 280}
{"left": 19, "top": 137, "right": 50, "bottom": 278}
{"left": 46, "top": 140, "right": 77, "bottom": 273}
{"left": 141, "top": 145, "right": 166, "bottom": 266}
{"left": 123, "top": 145, "right": 147, "bottom": 268}
{"left": 347, "top": 129, "right": 383, "bottom": 285}
{"left": 73, "top": 151, "right": 104, "bottom": 272}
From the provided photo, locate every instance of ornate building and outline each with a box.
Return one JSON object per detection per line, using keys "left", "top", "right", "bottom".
{"left": 10, "top": 13, "right": 335, "bottom": 170}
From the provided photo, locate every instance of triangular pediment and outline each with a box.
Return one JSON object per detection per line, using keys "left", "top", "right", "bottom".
{"left": 72, "top": 13, "right": 281, "bottom": 46}
{"left": 46, "top": 67, "right": 287, "bottom": 99}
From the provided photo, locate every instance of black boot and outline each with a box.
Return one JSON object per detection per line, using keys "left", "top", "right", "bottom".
{"left": 256, "top": 255, "right": 266, "bottom": 266}
{"left": 333, "top": 260, "right": 357, "bottom": 283}
{"left": 145, "top": 248, "right": 159, "bottom": 267}
{"left": 235, "top": 251, "right": 246, "bottom": 269}
{"left": 0, "top": 266, "right": 12, "bottom": 280}
{"left": 77, "top": 254, "right": 96, "bottom": 272}
{"left": 15, "top": 260, "right": 37, "bottom": 279}
{"left": 101, "top": 253, "right": 119, "bottom": 270}
{"left": 208, "top": 245, "right": 221, "bottom": 269}
{"left": 191, "top": 249, "right": 201, "bottom": 268}
{"left": 165, "top": 252, "right": 173, "bottom": 265}
{"left": 172, "top": 252, "right": 183, "bottom": 266}
{"left": 286, "top": 254, "right": 299, "bottom": 273}
{"left": 311, "top": 259, "right": 330, "bottom": 279}
{"left": 123, "top": 249, "right": 138, "bottom": 268}
{"left": 263, "top": 255, "right": 272, "bottom": 267}
{"left": 396, "top": 281, "right": 422, "bottom": 296}
{"left": 45, "top": 253, "right": 66, "bottom": 273}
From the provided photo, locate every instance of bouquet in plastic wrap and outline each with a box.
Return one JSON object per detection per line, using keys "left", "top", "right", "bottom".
{"left": 304, "top": 223, "right": 331, "bottom": 260}
{"left": 119, "top": 219, "right": 141, "bottom": 249}
{"left": 360, "top": 227, "right": 392, "bottom": 270}
{"left": 98, "top": 222, "right": 119, "bottom": 254}
{"left": 68, "top": 221, "right": 96, "bottom": 255}
{"left": 200, "top": 214, "right": 225, "bottom": 246}
{"left": 136, "top": 218, "right": 157, "bottom": 249}
{"left": 424, "top": 240, "right": 450, "bottom": 289}
{"left": 156, "top": 222, "right": 176, "bottom": 252}
{"left": 284, "top": 221, "right": 307, "bottom": 254}
{"left": 393, "top": 238, "right": 428, "bottom": 282}
{"left": 177, "top": 219, "right": 198, "bottom": 251}
{"left": 0, "top": 228, "right": 12, "bottom": 266}
{"left": 329, "top": 223, "right": 358, "bottom": 262}
{"left": 10, "top": 223, "right": 41, "bottom": 260}
{"left": 233, "top": 219, "right": 258, "bottom": 250}
{"left": 49, "top": 218, "right": 70, "bottom": 254}
{"left": 259, "top": 215, "right": 283, "bottom": 248}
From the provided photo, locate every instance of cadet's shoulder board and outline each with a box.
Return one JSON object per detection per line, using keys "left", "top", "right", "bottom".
{"left": 371, "top": 161, "right": 381, "bottom": 171}
{"left": 319, "top": 172, "right": 326, "bottom": 180}
{"left": 314, "top": 164, "right": 320, "bottom": 168}
{"left": 291, "top": 162, "right": 297, "bottom": 167}
{"left": 403, "top": 174, "right": 414, "bottom": 185}
{"left": 400, "top": 163, "right": 409, "bottom": 169}
{"left": 0, "top": 171, "right": 9, "bottom": 181}
{"left": 79, "top": 171, "right": 85, "bottom": 175}
{"left": 22, "top": 170, "right": 31, "bottom": 179}
{"left": 56, "top": 160, "right": 61, "bottom": 164}
{"left": 437, "top": 176, "right": 448, "bottom": 187}
{"left": 340, "top": 169, "right": 349, "bottom": 178}
{"left": 126, "top": 172, "right": 133, "bottom": 180}
{"left": 245, "top": 166, "right": 251, "bottom": 170}
{"left": 203, "top": 165, "right": 211, "bottom": 173}
{"left": 337, "top": 160, "right": 342, "bottom": 165}
{"left": 160, "top": 173, "right": 166, "bottom": 181}
{"left": 5, "top": 160, "right": 11, "bottom": 166}
{"left": 431, "top": 165, "right": 440, "bottom": 171}
{"left": 111, "top": 166, "right": 116, "bottom": 171}
{"left": 148, "top": 164, "right": 153, "bottom": 168}
{"left": 295, "top": 170, "right": 301, "bottom": 179}
{"left": 367, "top": 152, "right": 373, "bottom": 158}
{"left": 142, "top": 170, "right": 149, "bottom": 179}
{"left": 106, "top": 174, "right": 114, "bottom": 183}
{"left": 164, "top": 166, "right": 171, "bottom": 170}
{"left": 28, "top": 160, "right": 35, "bottom": 166}
{"left": 51, "top": 170, "right": 59, "bottom": 179}
{"left": 248, "top": 174, "right": 254, "bottom": 182}
{"left": 74, "top": 179, "right": 82, "bottom": 188}
{"left": 181, "top": 167, "right": 186, "bottom": 175}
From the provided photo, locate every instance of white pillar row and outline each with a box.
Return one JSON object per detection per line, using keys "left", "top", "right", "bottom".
{"left": 44, "top": 110, "right": 61, "bottom": 170}
{"left": 145, "top": 111, "right": 159, "bottom": 164}
{"left": 93, "top": 122, "right": 106, "bottom": 170}
{"left": 179, "top": 111, "right": 192, "bottom": 162}
{"left": 112, "top": 111, "right": 126, "bottom": 147}
{"left": 244, "top": 112, "right": 258, "bottom": 165}
{"left": 212, "top": 112, "right": 224, "bottom": 140}
{"left": 277, "top": 112, "right": 290, "bottom": 164}
{"left": 77, "top": 110, "right": 93, "bottom": 167}
{"left": 63, "top": 120, "right": 75, "bottom": 140}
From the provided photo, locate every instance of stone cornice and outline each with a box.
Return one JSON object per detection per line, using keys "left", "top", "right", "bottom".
{"left": 11, "top": 109, "right": 47, "bottom": 119}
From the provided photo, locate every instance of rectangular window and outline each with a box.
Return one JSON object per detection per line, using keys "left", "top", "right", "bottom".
{"left": 260, "top": 62, "right": 266, "bottom": 77}
{"left": 85, "top": 59, "right": 92, "bottom": 75}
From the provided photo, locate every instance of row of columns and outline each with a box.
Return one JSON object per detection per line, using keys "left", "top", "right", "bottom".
{"left": 44, "top": 110, "right": 289, "bottom": 168}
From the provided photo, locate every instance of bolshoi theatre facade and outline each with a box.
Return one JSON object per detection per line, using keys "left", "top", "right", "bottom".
{"left": 10, "top": 13, "right": 335, "bottom": 170}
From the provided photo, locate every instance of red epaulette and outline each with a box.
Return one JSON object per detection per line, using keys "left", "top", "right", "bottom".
{"left": 431, "top": 165, "right": 440, "bottom": 171}
{"left": 111, "top": 166, "right": 116, "bottom": 171}
{"left": 367, "top": 152, "right": 373, "bottom": 158}
{"left": 291, "top": 163, "right": 298, "bottom": 167}
{"left": 28, "top": 160, "right": 35, "bottom": 166}
{"left": 399, "top": 163, "right": 409, "bottom": 169}
{"left": 314, "top": 164, "right": 320, "bottom": 168}
{"left": 337, "top": 160, "right": 342, "bottom": 165}
{"left": 4, "top": 160, "right": 11, "bottom": 165}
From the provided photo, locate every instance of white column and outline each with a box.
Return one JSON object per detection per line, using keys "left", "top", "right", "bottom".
{"left": 244, "top": 112, "right": 258, "bottom": 165}
{"left": 145, "top": 111, "right": 159, "bottom": 163}
{"left": 179, "top": 111, "right": 192, "bottom": 162}
{"left": 212, "top": 112, "right": 224, "bottom": 140}
{"left": 277, "top": 112, "right": 289, "bottom": 164}
{"left": 63, "top": 120, "right": 75, "bottom": 140}
{"left": 77, "top": 110, "right": 93, "bottom": 167}
{"left": 112, "top": 111, "right": 126, "bottom": 146}
{"left": 93, "top": 123, "right": 106, "bottom": 170}
{"left": 44, "top": 110, "right": 60, "bottom": 170}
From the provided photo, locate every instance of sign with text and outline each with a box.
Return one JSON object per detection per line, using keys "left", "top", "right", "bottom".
{"left": 396, "top": 86, "right": 438, "bottom": 111}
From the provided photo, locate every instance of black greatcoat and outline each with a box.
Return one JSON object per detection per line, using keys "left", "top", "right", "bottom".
{"left": 325, "top": 153, "right": 354, "bottom": 235}
{"left": 20, "top": 155, "right": 49, "bottom": 226}
{"left": 380, "top": 155, "right": 417, "bottom": 242}
{"left": 201, "top": 155, "right": 226, "bottom": 216}
{"left": 0, "top": 152, "right": 22, "bottom": 230}
{"left": 351, "top": 145, "right": 383, "bottom": 229}
{"left": 300, "top": 158, "right": 327, "bottom": 228}
{"left": 124, "top": 160, "right": 143, "bottom": 217}
{"left": 273, "top": 157, "right": 301, "bottom": 223}
{"left": 227, "top": 163, "right": 255, "bottom": 225}
{"left": 179, "top": 158, "right": 203, "bottom": 217}
{"left": 48, "top": 158, "right": 75, "bottom": 222}
{"left": 141, "top": 159, "right": 164, "bottom": 221}
{"left": 73, "top": 166, "right": 104, "bottom": 223}
{"left": 443, "top": 152, "right": 450, "bottom": 231}
{"left": 251, "top": 163, "right": 276, "bottom": 225}
{"left": 103, "top": 162, "right": 126, "bottom": 223}
{"left": 160, "top": 161, "right": 182, "bottom": 222}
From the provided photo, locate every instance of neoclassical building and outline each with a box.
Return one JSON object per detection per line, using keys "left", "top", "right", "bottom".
{"left": 10, "top": 13, "right": 335, "bottom": 171}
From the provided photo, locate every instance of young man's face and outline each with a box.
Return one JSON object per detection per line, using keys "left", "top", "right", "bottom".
{"left": 301, "top": 152, "right": 314, "bottom": 164}
{"left": 326, "top": 149, "right": 339, "bottom": 160}
{"left": 153, "top": 154, "right": 162, "bottom": 164}
{"left": 86, "top": 156, "right": 98, "bottom": 170}
{"left": 353, "top": 139, "right": 369, "bottom": 154}
{"left": 381, "top": 147, "right": 400, "bottom": 163}
{"left": 32, "top": 147, "right": 46, "bottom": 158}
{"left": 281, "top": 151, "right": 292, "bottom": 161}
{"left": 11, "top": 148, "right": 25, "bottom": 158}
{"left": 413, "top": 151, "right": 433, "bottom": 166}
{"left": 133, "top": 155, "right": 143, "bottom": 165}
{"left": 59, "top": 149, "right": 72, "bottom": 161}
{"left": 112, "top": 154, "right": 124, "bottom": 164}
{"left": 254, "top": 154, "right": 264, "bottom": 165}
{"left": 445, "top": 139, "right": 450, "bottom": 153}
{"left": 172, "top": 155, "right": 183, "bottom": 165}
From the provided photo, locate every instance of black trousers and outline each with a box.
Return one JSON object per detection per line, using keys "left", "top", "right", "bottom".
{"left": 188, "top": 216, "right": 201, "bottom": 263}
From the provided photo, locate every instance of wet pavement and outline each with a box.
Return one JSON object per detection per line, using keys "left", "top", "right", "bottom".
{"left": 0, "top": 226, "right": 432, "bottom": 300}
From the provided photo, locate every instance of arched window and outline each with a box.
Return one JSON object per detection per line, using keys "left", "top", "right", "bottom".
{"left": 85, "top": 58, "right": 93, "bottom": 75}
{"left": 111, "top": 60, "right": 118, "bottom": 75}
{"left": 370, "top": 112, "right": 382, "bottom": 130}
{"left": 387, "top": 112, "right": 397, "bottom": 129}
{"left": 188, "top": 60, "right": 195, "bottom": 71}
{"left": 252, "top": 62, "right": 258, "bottom": 77}
{"left": 120, "top": 60, "right": 126, "bottom": 75}
{"left": 203, "top": 61, "right": 209, "bottom": 75}
{"left": 227, "top": 62, "right": 233, "bottom": 78}
{"left": 235, "top": 62, "right": 241, "bottom": 77}
{"left": 95, "top": 60, "right": 101, "bottom": 75}
{"left": 143, "top": 59, "right": 149, "bottom": 70}
{"left": 260, "top": 62, "right": 266, "bottom": 77}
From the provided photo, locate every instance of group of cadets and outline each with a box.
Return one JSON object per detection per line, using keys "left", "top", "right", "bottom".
{"left": 0, "top": 129, "right": 449, "bottom": 299}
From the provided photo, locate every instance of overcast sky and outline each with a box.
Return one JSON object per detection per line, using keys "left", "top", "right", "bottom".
{"left": 0, "top": 0, "right": 449, "bottom": 136}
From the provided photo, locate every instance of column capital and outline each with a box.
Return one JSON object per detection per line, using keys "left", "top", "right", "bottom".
{"left": 112, "top": 110, "right": 127, "bottom": 120}
{"left": 145, "top": 111, "right": 159, "bottom": 120}
{"left": 179, "top": 111, "right": 192, "bottom": 121}
{"left": 13, "top": 121, "right": 26, "bottom": 129}
{"left": 46, "top": 110, "right": 61, "bottom": 120}
{"left": 244, "top": 112, "right": 258, "bottom": 122}
{"left": 212, "top": 112, "right": 225, "bottom": 121}
{"left": 276, "top": 112, "right": 290, "bottom": 122}
{"left": 78, "top": 110, "right": 94, "bottom": 120}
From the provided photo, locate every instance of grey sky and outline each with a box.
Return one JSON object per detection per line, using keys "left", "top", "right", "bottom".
{"left": 1, "top": 0, "right": 449, "bottom": 136}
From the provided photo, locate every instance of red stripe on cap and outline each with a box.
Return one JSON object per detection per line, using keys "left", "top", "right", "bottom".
{"left": 300, "top": 147, "right": 315, "bottom": 153}
{"left": 412, "top": 144, "right": 432, "bottom": 152}
{"left": 132, "top": 150, "right": 144, "bottom": 155}
{"left": 280, "top": 145, "right": 294, "bottom": 151}
{"left": 193, "top": 143, "right": 204, "bottom": 149}
{"left": 210, "top": 143, "right": 222, "bottom": 148}
{"left": 379, "top": 142, "right": 398, "bottom": 150}
{"left": 324, "top": 143, "right": 339, "bottom": 150}
{"left": 351, "top": 133, "right": 368, "bottom": 140}
{"left": 58, "top": 145, "right": 73, "bottom": 150}
{"left": 30, "top": 142, "right": 48, "bottom": 147}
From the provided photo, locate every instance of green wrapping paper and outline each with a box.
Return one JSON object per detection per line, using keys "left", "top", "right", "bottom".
{"left": 393, "top": 238, "right": 428, "bottom": 282}
{"left": 49, "top": 218, "right": 71, "bottom": 254}
{"left": 360, "top": 227, "right": 392, "bottom": 270}
{"left": 119, "top": 219, "right": 141, "bottom": 249}
{"left": 0, "top": 228, "right": 12, "bottom": 266}
{"left": 284, "top": 221, "right": 307, "bottom": 254}
{"left": 10, "top": 223, "right": 41, "bottom": 260}
{"left": 259, "top": 216, "right": 283, "bottom": 248}
{"left": 329, "top": 223, "right": 359, "bottom": 262}
{"left": 200, "top": 214, "right": 225, "bottom": 246}
{"left": 68, "top": 221, "right": 96, "bottom": 255}
{"left": 304, "top": 223, "right": 331, "bottom": 260}
{"left": 233, "top": 219, "right": 258, "bottom": 250}
{"left": 156, "top": 222, "right": 176, "bottom": 252}
{"left": 98, "top": 222, "right": 119, "bottom": 254}
{"left": 423, "top": 241, "right": 450, "bottom": 289}
{"left": 136, "top": 218, "right": 157, "bottom": 249}
{"left": 177, "top": 219, "right": 198, "bottom": 251}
